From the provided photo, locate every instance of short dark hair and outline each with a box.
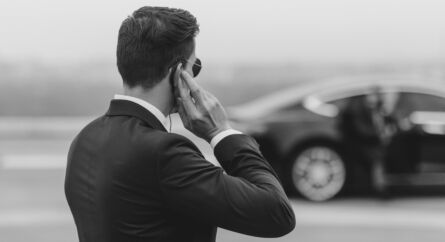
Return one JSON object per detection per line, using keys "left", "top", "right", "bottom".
{"left": 117, "top": 6, "right": 199, "bottom": 88}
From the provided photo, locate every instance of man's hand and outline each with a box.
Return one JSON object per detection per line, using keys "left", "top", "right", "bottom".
{"left": 176, "top": 70, "right": 231, "bottom": 143}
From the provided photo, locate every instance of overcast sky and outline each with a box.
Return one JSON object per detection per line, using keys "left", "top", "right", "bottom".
{"left": 1, "top": 0, "right": 445, "bottom": 64}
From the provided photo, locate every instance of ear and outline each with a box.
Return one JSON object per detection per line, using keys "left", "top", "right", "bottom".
{"left": 167, "top": 65, "right": 175, "bottom": 79}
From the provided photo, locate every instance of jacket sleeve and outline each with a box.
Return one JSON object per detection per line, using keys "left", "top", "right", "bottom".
{"left": 157, "top": 134, "right": 295, "bottom": 238}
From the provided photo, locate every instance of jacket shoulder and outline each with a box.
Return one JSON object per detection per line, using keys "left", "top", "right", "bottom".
{"left": 70, "top": 116, "right": 105, "bottom": 143}
{"left": 155, "top": 132, "right": 200, "bottom": 152}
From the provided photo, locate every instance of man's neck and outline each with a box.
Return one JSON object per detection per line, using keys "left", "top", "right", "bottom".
{"left": 123, "top": 84, "right": 171, "bottom": 116}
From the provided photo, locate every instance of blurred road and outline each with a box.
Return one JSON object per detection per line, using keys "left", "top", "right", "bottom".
{"left": 1, "top": 128, "right": 445, "bottom": 242}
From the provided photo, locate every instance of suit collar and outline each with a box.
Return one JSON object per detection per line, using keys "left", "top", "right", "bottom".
{"left": 113, "top": 94, "right": 167, "bottom": 126}
{"left": 106, "top": 99, "right": 168, "bottom": 132}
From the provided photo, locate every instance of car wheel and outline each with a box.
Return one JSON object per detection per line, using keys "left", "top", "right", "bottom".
{"left": 289, "top": 145, "right": 346, "bottom": 201}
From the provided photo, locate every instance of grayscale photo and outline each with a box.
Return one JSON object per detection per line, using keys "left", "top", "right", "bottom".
{"left": 1, "top": 1, "right": 445, "bottom": 242}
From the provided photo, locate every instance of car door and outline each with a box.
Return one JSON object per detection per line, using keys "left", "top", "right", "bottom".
{"left": 393, "top": 91, "right": 445, "bottom": 174}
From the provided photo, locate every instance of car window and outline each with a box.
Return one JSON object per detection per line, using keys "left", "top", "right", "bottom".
{"left": 395, "top": 92, "right": 445, "bottom": 118}
{"left": 327, "top": 96, "right": 356, "bottom": 110}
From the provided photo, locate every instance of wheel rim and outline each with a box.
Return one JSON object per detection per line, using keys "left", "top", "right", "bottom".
{"left": 291, "top": 146, "right": 346, "bottom": 201}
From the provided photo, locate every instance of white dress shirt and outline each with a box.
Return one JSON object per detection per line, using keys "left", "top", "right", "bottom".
{"left": 114, "top": 94, "right": 241, "bottom": 149}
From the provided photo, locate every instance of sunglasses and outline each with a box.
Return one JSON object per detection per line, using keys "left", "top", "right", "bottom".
{"left": 183, "top": 58, "right": 202, "bottom": 77}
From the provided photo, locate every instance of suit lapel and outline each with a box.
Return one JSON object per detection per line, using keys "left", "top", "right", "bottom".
{"left": 106, "top": 99, "right": 167, "bottom": 132}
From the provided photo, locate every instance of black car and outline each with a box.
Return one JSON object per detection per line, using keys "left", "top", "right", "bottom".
{"left": 228, "top": 75, "right": 445, "bottom": 201}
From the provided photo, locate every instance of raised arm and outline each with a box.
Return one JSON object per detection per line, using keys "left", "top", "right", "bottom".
{"left": 157, "top": 133, "right": 295, "bottom": 237}
{"left": 159, "top": 68, "right": 295, "bottom": 237}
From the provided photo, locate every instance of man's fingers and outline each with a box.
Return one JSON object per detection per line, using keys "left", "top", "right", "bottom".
{"left": 180, "top": 71, "right": 199, "bottom": 91}
{"left": 176, "top": 74, "right": 203, "bottom": 121}
{"left": 177, "top": 96, "right": 199, "bottom": 119}
{"left": 177, "top": 75, "right": 191, "bottom": 99}
{"left": 180, "top": 71, "right": 205, "bottom": 103}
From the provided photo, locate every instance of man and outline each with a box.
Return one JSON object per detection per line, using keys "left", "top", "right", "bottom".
{"left": 65, "top": 6, "right": 295, "bottom": 242}
{"left": 339, "top": 87, "right": 395, "bottom": 193}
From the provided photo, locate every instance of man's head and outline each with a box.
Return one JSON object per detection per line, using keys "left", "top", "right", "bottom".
{"left": 117, "top": 7, "right": 200, "bottom": 89}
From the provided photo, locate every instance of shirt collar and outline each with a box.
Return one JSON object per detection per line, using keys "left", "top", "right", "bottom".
{"left": 113, "top": 94, "right": 168, "bottom": 130}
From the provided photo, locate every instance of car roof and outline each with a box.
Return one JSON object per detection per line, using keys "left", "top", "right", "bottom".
{"left": 229, "top": 74, "right": 445, "bottom": 119}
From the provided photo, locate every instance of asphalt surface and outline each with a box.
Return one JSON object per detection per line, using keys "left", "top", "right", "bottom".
{"left": 1, "top": 135, "right": 445, "bottom": 242}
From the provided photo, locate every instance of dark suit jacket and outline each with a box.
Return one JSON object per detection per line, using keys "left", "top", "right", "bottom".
{"left": 65, "top": 100, "right": 295, "bottom": 242}
{"left": 339, "top": 96, "right": 384, "bottom": 145}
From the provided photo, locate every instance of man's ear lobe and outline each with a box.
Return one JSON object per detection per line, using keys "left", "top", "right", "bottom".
{"left": 165, "top": 67, "right": 175, "bottom": 83}
{"left": 167, "top": 67, "right": 173, "bottom": 76}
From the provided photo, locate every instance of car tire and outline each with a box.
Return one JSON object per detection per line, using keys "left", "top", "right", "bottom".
{"left": 288, "top": 145, "right": 346, "bottom": 202}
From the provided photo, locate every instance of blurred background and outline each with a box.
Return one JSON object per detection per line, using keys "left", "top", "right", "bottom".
{"left": 2, "top": 0, "right": 445, "bottom": 241}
